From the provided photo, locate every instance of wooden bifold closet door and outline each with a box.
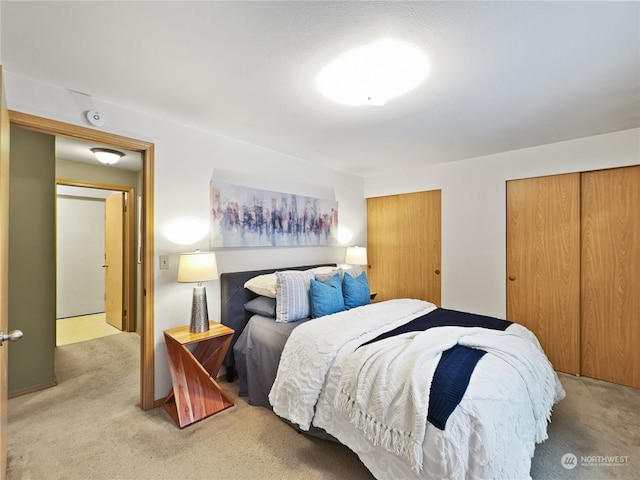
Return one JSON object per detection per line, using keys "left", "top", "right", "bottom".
{"left": 506, "top": 173, "right": 581, "bottom": 375}
{"left": 507, "top": 166, "right": 640, "bottom": 388}
{"left": 367, "top": 190, "right": 441, "bottom": 305}
{"left": 581, "top": 167, "right": 640, "bottom": 388}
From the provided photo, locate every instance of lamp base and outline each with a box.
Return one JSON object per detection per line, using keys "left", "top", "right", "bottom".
{"left": 189, "top": 285, "right": 210, "bottom": 333}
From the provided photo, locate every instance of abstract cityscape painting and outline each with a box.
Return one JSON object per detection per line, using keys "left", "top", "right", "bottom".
{"left": 210, "top": 181, "right": 339, "bottom": 247}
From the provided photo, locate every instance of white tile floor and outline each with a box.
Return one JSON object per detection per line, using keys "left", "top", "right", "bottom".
{"left": 56, "top": 313, "right": 121, "bottom": 346}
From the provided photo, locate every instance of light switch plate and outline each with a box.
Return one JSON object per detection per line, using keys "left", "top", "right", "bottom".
{"left": 159, "top": 255, "right": 169, "bottom": 270}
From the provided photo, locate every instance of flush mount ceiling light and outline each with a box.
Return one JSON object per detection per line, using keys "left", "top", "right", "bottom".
{"left": 316, "top": 38, "right": 430, "bottom": 106}
{"left": 91, "top": 147, "right": 124, "bottom": 165}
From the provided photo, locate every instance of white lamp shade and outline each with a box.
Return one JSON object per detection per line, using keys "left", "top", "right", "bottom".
{"left": 177, "top": 251, "right": 218, "bottom": 283}
{"left": 345, "top": 246, "right": 368, "bottom": 265}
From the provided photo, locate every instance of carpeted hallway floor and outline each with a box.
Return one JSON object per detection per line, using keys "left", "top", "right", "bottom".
{"left": 6, "top": 332, "right": 639, "bottom": 480}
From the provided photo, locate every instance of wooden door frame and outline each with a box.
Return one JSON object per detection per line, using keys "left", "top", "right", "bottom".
{"left": 9, "top": 111, "right": 155, "bottom": 410}
{"left": 1, "top": 66, "right": 11, "bottom": 480}
{"left": 56, "top": 180, "right": 136, "bottom": 332}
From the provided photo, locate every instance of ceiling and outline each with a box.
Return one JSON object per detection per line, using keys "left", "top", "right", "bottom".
{"left": 2, "top": 1, "right": 639, "bottom": 178}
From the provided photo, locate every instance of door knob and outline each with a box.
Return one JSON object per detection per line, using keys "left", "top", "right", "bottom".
{"left": 0, "top": 329, "right": 23, "bottom": 346}
{"left": 435, "top": 270, "right": 440, "bottom": 275}
{"left": 508, "top": 275, "right": 516, "bottom": 281}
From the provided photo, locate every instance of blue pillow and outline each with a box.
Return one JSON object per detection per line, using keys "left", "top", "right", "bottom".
{"left": 310, "top": 274, "right": 345, "bottom": 318}
{"left": 343, "top": 272, "right": 371, "bottom": 309}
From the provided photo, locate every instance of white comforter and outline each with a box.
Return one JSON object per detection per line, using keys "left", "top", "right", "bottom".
{"left": 269, "top": 299, "right": 565, "bottom": 480}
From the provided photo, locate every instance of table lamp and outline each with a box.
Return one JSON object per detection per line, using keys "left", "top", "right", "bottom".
{"left": 177, "top": 250, "right": 218, "bottom": 333}
{"left": 345, "top": 246, "right": 368, "bottom": 267}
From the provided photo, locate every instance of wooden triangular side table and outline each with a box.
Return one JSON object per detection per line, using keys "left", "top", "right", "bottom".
{"left": 163, "top": 322, "right": 234, "bottom": 428}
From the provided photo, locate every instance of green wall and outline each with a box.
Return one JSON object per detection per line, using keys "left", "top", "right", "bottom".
{"left": 8, "top": 126, "right": 56, "bottom": 393}
{"left": 56, "top": 158, "right": 138, "bottom": 187}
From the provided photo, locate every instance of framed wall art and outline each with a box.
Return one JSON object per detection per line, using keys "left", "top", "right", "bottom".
{"left": 210, "top": 181, "right": 338, "bottom": 248}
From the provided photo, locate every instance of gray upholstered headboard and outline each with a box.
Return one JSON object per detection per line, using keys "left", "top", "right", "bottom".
{"left": 220, "top": 263, "right": 336, "bottom": 382}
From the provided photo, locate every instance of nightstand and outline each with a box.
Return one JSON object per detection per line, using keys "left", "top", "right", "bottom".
{"left": 163, "top": 321, "right": 234, "bottom": 428}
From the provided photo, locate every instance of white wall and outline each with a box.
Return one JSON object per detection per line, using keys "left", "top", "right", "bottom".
{"left": 5, "top": 71, "right": 366, "bottom": 399}
{"left": 9, "top": 70, "right": 637, "bottom": 399}
{"left": 365, "top": 128, "right": 640, "bottom": 318}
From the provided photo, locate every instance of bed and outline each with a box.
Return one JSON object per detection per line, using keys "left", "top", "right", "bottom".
{"left": 220, "top": 263, "right": 336, "bottom": 383}
{"left": 220, "top": 264, "right": 565, "bottom": 480}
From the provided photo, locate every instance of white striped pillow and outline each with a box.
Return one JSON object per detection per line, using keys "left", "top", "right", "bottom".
{"left": 275, "top": 270, "right": 315, "bottom": 323}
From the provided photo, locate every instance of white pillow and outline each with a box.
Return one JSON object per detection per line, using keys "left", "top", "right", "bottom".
{"left": 343, "top": 265, "right": 364, "bottom": 278}
{"left": 314, "top": 268, "right": 342, "bottom": 282}
{"left": 306, "top": 266, "right": 338, "bottom": 275}
{"left": 275, "top": 270, "right": 315, "bottom": 323}
{"left": 244, "top": 273, "right": 277, "bottom": 298}
{"left": 244, "top": 266, "right": 335, "bottom": 298}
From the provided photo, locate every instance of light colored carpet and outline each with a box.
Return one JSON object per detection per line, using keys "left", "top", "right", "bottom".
{"left": 6, "top": 333, "right": 639, "bottom": 480}
{"left": 56, "top": 313, "right": 121, "bottom": 346}
{"left": 7, "top": 333, "right": 370, "bottom": 480}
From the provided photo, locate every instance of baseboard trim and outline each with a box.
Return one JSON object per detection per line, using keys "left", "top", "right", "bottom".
{"left": 8, "top": 380, "right": 58, "bottom": 399}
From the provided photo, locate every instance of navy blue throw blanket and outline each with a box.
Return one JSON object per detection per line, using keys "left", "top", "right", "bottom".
{"left": 427, "top": 345, "right": 487, "bottom": 429}
{"left": 357, "top": 308, "right": 512, "bottom": 430}
{"left": 358, "top": 308, "right": 511, "bottom": 349}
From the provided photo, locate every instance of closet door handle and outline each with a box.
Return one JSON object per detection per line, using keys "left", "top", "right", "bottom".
{"left": 508, "top": 275, "right": 516, "bottom": 281}
{"left": 435, "top": 269, "right": 440, "bottom": 275}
